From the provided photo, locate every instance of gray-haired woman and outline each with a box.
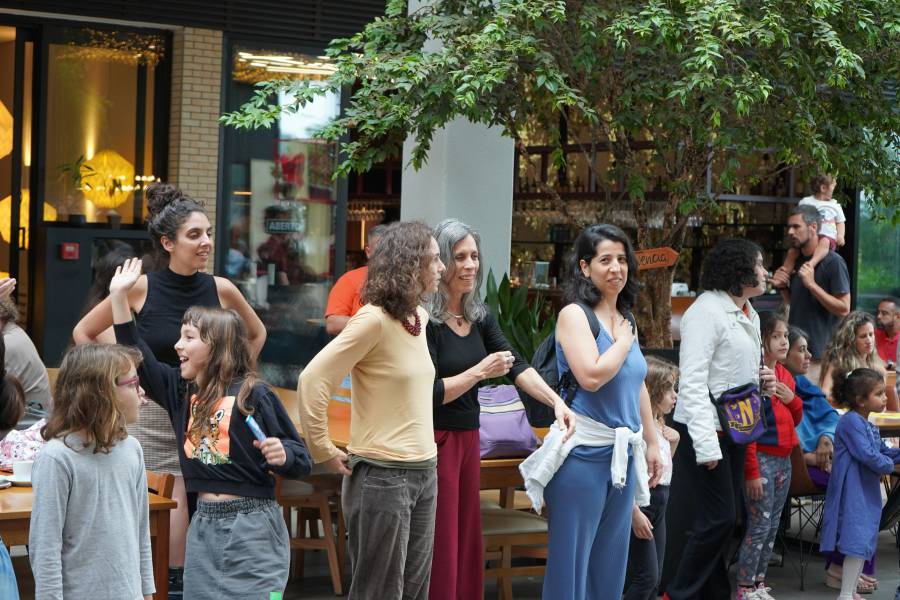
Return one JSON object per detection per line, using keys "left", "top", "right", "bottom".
{"left": 425, "top": 218, "right": 575, "bottom": 600}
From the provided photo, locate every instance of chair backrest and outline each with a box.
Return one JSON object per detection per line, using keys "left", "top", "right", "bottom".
{"left": 46, "top": 367, "right": 59, "bottom": 392}
{"left": 146, "top": 470, "right": 175, "bottom": 499}
{"left": 788, "top": 445, "right": 822, "bottom": 497}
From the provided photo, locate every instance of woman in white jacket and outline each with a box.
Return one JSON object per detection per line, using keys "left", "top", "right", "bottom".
{"left": 664, "top": 239, "right": 776, "bottom": 600}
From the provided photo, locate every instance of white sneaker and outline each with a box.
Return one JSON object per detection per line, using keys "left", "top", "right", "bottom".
{"left": 754, "top": 585, "right": 776, "bottom": 600}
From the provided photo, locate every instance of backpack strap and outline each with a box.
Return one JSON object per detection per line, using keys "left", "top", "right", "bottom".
{"left": 575, "top": 302, "right": 602, "bottom": 340}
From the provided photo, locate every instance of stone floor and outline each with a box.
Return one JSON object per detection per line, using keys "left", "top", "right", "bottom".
{"left": 11, "top": 526, "right": 900, "bottom": 599}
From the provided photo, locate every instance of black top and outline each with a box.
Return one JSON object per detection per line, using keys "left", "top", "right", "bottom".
{"left": 788, "top": 251, "right": 851, "bottom": 359}
{"left": 115, "top": 321, "right": 312, "bottom": 498}
{"left": 136, "top": 269, "right": 221, "bottom": 367}
{"left": 427, "top": 313, "right": 529, "bottom": 431}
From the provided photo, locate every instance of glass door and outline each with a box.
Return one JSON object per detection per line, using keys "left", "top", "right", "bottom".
{"left": 0, "top": 25, "right": 34, "bottom": 326}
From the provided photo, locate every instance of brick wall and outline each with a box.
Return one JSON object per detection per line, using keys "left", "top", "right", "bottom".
{"left": 168, "top": 27, "right": 223, "bottom": 269}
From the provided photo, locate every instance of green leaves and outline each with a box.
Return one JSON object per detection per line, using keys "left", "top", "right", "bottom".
{"left": 220, "top": 0, "right": 900, "bottom": 219}
{"left": 484, "top": 270, "right": 555, "bottom": 364}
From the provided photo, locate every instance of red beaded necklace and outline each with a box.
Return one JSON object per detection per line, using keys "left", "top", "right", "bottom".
{"left": 401, "top": 311, "right": 422, "bottom": 336}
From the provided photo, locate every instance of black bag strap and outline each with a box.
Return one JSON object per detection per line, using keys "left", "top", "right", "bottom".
{"left": 575, "top": 302, "right": 602, "bottom": 340}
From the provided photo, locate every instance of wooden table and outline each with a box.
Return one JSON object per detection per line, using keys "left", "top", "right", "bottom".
{"left": 0, "top": 485, "right": 177, "bottom": 600}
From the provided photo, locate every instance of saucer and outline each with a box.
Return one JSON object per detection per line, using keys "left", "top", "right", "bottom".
{"left": 0, "top": 475, "right": 31, "bottom": 487}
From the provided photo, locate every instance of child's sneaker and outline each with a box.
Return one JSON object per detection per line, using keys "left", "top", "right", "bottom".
{"left": 736, "top": 586, "right": 759, "bottom": 600}
{"left": 754, "top": 584, "right": 775, "bottom": 600}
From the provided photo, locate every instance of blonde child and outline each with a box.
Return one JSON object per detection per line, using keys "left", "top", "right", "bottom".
{"left": 110, "top": 258, "right": 312, "bottom": 599}
{"left": 821, "top": 368, "right": 899, "bottom": 600}
{"left": 29, "top": 344, "right": 153, "bottom": 600}
{"left": 736, "top": 313, "right": 803, "bottom": 600}
{"left": 624, "top": 356, "right": 679, "bottom": 600}
{"left": 777, "top": 173, "right": 845, "bottom": 280}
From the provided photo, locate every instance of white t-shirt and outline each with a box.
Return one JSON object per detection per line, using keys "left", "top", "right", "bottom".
{"left": 656, "top": 423, "right": 673, "bottom": 486}
{"left": 799, "top": 196, "right": 845, "bottom": 240}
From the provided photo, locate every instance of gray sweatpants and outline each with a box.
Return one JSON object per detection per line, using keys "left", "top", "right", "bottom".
{"left": 342, "top": 463, "right": 437, "bottom": 600}
{"left": 183, "top": 497, "right": 290, "bottom": 600}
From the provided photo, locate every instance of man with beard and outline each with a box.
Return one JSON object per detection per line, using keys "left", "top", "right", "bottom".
{"left": 772, "top": 204, "right": 851, "bottom": 384}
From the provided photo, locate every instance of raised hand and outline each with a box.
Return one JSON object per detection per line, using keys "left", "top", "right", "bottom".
{"left": 478, "top": 351, "right": 513, "bottom": 380}
{"left": 109, "top": 258, "right": 143, "bottom": 296}
{"left": 0, "top": 278, "right": 15, "bottom": 299}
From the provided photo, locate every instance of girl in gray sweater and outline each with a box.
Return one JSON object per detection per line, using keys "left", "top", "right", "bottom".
{"left": 29, "top": 344, "right": 153, "bottom": 600}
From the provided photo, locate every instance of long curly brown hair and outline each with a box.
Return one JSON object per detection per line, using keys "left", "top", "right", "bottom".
{"left": 822, "top": 311, "right": 884, "bottom": 376}
{"left": 361, "top": 221, "right": 435, "bottom": 321}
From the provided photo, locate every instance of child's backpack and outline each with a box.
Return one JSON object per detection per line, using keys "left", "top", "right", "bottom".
{"left": 521, "top": 303, "right": 637, "bottom": 427}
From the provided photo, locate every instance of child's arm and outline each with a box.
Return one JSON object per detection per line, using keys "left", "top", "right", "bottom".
{"left": 744, "top": 442, "right": 764, "bottom": 500}
{"left": 663, "top": 425, "right": 680, "bottom": 456}
{"left": 28, "top": 454, "right": 69, "bottom": 600}
{"left": 110, "top": 259, "right": 181, "bottom": 415}
{"left": 135, "top": 448, "right": 155, "bottom": 599}
{"left": 842, "top": 417, "right": 896, "bottom": 474}
{"left": 631, "top": 504, "right": 653, "bottom": 539}
{"left": 253, "top": 385, "right": 313, "bottom": 479}
{"left": 836, "top": 222, "right": 846, "bottom": 247}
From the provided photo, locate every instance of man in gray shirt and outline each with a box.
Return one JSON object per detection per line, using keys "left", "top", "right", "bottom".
{"left": 29, "top": 434, "right": 154, "bottom": 600}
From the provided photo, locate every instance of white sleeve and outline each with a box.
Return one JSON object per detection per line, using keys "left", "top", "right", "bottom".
{"left": 834, "top": 203, "right": 846, "bottom": 223}
{"left": 677, "top": 306, "right": 724, "bottom": 464}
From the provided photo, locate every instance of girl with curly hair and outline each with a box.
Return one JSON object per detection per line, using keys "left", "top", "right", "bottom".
{"left": 299, "top": 220, "right": 445, "bottom": 600}
{"left": 820, "top": 311, "right": 885, "bottom": 400}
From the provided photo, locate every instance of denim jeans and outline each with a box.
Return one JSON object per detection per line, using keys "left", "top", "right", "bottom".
{"left": 0, "top": 537, "right": 19, "bottom": 600}
{"left": 342, "top": 462, "right": 437, "bottom": 600}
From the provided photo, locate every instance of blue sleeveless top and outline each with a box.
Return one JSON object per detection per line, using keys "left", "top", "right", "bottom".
{"left": 556, "top": 320, "right": 647, "bottom": 432}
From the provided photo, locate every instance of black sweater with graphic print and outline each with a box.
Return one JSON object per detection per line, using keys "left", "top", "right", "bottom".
{"left": 115, "top": 321, "right": 312, "bottom": 498}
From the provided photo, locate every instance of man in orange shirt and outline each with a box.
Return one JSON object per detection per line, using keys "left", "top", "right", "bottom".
{"left": 325, "top": 224, "right": 386, "bottom": 335}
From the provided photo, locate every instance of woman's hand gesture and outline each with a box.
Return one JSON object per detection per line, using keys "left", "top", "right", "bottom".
{"left": 611, "top": 314, "right": 634, "bottom": 346}
{"left": 774, "top": 381, "right": 793, "bottom": 405}
{"left": 0, "top": 278, "right": 16, "bottom": 299}
{"left": 109, "top": 258, "right": 143, "bottom": 296}
{"left": 477, "top": 351, "right": 513, "bottom": 380}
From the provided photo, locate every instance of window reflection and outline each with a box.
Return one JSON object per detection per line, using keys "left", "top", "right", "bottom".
{"left": 223, "top": 46, "right": 340, "bottom": 386}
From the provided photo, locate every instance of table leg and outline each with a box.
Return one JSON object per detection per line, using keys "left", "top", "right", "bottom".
{"left": 154, "top": 511, "right": 170, "bottom": 600}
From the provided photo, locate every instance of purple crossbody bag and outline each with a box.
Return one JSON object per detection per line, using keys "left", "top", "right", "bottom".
{"left": 709, "top": 382, "right": 767, "bottom": 445}
{"left": 478, "top": 384, "right": 538, "bottom": 459}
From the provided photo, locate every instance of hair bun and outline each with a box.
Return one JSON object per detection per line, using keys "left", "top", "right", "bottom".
{"left": 146, "top": 182, "right": 196, "bottom": 219}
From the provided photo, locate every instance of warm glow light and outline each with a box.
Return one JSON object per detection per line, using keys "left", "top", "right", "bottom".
{"left": 0, "top": 190, "right": 59, "bottom": 248}
{"left": 0, "top": 101, "right": 12, "bottom": 160}
{"left": 80, "top": 149, "right": 135, "bottom": 210}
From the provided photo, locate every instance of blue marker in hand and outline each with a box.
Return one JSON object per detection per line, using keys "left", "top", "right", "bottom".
{"left": 245, "top": 415, "right": 268, "bottom": 442}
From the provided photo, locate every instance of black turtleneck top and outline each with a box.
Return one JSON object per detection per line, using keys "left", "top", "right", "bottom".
{"left": 135, "top": 269, "right": 221, "bottom": 366}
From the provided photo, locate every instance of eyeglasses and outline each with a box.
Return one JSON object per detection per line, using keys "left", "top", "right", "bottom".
{"left": 116, "top": 376, "right": 141, "bottom": 394}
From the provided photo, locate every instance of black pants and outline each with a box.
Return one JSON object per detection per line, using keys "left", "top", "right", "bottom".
{"left": 624, "top": 485, "right": 670, "bottom": 600}
{"left": 664, "top": 422, "right": 745, "bottom": 600}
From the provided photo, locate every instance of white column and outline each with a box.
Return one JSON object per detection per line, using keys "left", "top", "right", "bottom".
{"left": 400, "top": 117, "right": 514, "bottom": 281}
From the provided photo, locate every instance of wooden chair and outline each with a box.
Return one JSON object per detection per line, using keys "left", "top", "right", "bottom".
{"left": 146, "top": 470, "right": 175, "bottom": 600}
{"left": 777, "top": 445, "right": 826, "bottom": 590}
{"left": 482, "top": 507, "right": 548, "bottom": 600}
{"left": 276, "top": 475, "right": 346, "bottom": 595}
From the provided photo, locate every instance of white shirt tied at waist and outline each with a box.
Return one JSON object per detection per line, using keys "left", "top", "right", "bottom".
{"left": 519, "top": 412, "right": 650, "bottom": 513}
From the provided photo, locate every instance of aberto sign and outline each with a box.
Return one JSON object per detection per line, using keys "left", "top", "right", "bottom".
{"left": 635, "top": 247, "right": 679, "bottom": 271}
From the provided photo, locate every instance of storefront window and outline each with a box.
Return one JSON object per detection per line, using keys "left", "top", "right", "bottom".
{"left": 42, "top": 27, "right": 163, "bottom": 225}
{"left": 221, "top": 44, "right": 341, "bottom": 386}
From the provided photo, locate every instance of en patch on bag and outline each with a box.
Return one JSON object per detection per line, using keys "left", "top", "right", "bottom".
{"left": 478, "top": 385, "right": 538, "bottom": 459}
{"left": 709, "top": 383, "right": 767, "bottom": 445}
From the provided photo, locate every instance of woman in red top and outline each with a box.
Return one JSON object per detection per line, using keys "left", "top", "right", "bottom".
{"left": 736, "top": 312, "right": 803, "bottom": 599}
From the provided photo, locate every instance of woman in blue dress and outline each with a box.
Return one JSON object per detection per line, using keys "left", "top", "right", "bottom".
{"left": 530, "top": 224, "right": 662, "bottom": 600}
{"left": 821, "top": 367, "right": 900, "bottom": 600}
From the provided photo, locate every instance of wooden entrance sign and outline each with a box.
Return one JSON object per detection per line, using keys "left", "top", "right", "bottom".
{"left": 635, "top": 247, "right": 679, "bottom": 271}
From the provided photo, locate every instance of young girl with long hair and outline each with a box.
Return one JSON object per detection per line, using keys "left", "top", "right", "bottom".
{"left": 736, "top": 313, "right": 803, "bottom": 599}
{"left": 821, "top": 368, "right": 899, "bottom": 600}
{"left": 110, "top": 258, "right": 311, "bottom": 599}
{"left": 624, "top": 356, "right": 679, "bottom": 600}
{"left": 29, "top": 344, "right": 153, "bottom": 600}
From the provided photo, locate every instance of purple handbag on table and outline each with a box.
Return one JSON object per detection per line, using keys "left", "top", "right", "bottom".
{"left": 478, "top": 385, "right": 539, "bottom": 459}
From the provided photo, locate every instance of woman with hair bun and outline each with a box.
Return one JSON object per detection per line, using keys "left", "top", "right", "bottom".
{"left": 72, "top": 181, "right": 265, "bottom": 592}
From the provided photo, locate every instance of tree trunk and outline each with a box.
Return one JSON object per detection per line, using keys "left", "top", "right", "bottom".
{"left": 635, "top": 266, "right": 675, "bottom": 348}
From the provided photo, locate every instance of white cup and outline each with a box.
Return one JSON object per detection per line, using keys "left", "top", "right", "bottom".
{"left": 13, "top": 460, "right": 33, "bottom": 480}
